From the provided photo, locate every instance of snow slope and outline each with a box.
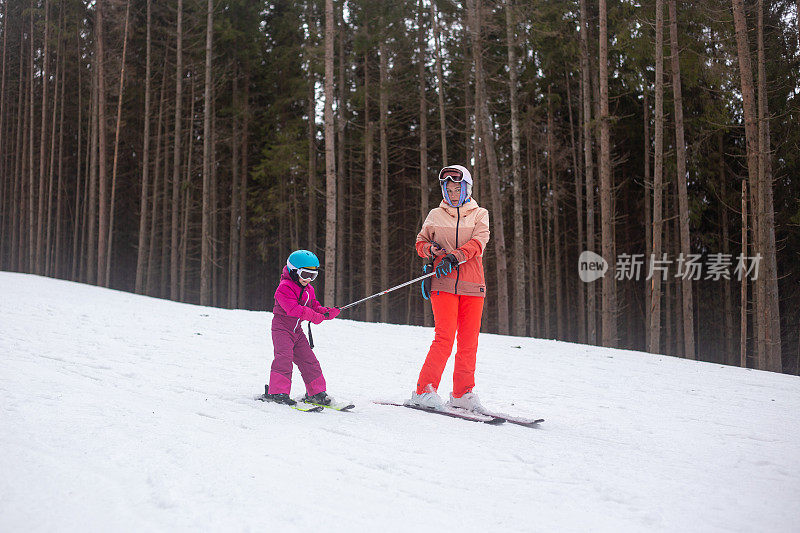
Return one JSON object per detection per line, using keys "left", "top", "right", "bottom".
{"left": 1, "top": 271, "right": 799, "bottom": 532}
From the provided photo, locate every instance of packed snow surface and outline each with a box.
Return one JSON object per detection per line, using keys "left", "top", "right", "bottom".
{"left": 1, "top": 272, "right": 799, "bottom": 532}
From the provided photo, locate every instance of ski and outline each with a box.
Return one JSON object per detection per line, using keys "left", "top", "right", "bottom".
{"left": 373, "top": 401, "right": 505, "bottom": 425}
{"left": 460, "top": 408, "right": 544, "bottom": 428}
{"left": 256, "top": 394, "right": 323, "bottom": 412}
{"left": 256, "top": 392, "right": 323, "bottom": 412}
{"left": 298, "top": 398, "right": 355, "bottom": 412}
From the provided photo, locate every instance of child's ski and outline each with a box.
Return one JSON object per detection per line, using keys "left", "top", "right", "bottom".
{"left": 299, "top": 398, "right": 355, "bottom": 411}
{"left": 256, "top": 393, "right": 323, "bottom": 412}
{"left": 373, "top": 401, "right": 504, "bottom": 424}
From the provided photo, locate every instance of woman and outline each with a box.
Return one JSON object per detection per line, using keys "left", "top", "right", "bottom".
{"left": 408, "top": 165, "right": 490, "bottom": 413}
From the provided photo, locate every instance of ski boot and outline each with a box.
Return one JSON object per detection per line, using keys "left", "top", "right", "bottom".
{"left": 405, "top": 384, "right": 445, "bottom": 410}
{"left": 446, "top": 391, "right": 486, "bottom": 414}
{"left": 261, "top": 385, "right": 297, "bottom": 405}
{"left": 302, "top": 391, "right": 333, "bottom": 406}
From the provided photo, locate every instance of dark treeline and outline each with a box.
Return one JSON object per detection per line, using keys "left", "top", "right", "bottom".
{"left": 1, "top": 0, "right": 799, "bottom": 374}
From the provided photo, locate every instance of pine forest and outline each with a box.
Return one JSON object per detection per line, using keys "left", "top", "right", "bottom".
{"left": 1, "top": 0, "right": 799, "bottom": 374}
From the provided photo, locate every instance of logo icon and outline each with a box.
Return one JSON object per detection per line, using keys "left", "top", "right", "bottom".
{"left": 578, "top": 251, "right": 608, "bottom": 283}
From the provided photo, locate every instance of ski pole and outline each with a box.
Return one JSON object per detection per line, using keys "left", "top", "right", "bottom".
{"left": 338, "top": 260, "right": 464, "bottom": 311}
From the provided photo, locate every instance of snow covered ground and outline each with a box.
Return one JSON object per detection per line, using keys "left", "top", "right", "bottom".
{"left": 1, "top": 271, "right": 799, "bottom": 532}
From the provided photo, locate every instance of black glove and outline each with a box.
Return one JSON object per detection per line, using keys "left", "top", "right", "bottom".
{"left": 435, "top": 254, "right": 458, "bottom": 278}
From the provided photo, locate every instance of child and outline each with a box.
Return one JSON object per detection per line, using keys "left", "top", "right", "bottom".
{"left": 265, "top": 250, "right": 340, "bottom": 406}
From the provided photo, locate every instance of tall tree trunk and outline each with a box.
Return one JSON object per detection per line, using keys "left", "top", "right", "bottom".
{"left": 179, "top": 75, "right": 194, "bottom": 302}
{"left": 418, "top": 1, "right": 432, "bottom": 327}
{"left": 171, "top": 0, "right": 184, "bottom": 300}
{"left": 379, "top": 37, "right": 389, "bottom": 321}
{"left": 720, "top": 133, "right": 734, "bottom": 364}
{"left": 671, "top": 185, "right": 682, "bottom": 354}
{"left": 430, "top": 2, "right": 447, "bottom": 167}
{"left": 211, "top": 101, "right": 219, "bottom": 305}
{"left": 363, "top": 50, "right": 374, "bottom": 322}
{"left": 347, "top": 146, "right": 355, "bottom": 307}
{"left": 548, "top": 88, "right": 564, "bottom": 339}
{"left": 740, "top": 179, "right": 748, "bottom": 367}
{"left": 53, "top": 23, "right": 66, "bottom": 277}
{"left": 668, "top": 0, "right": 694, "bottom": 359}
{"left": 643, "top": 90, "right": 651, "bottom": 349}
{"left": 566, "top": 66, "right": 585, "bottom": 343}
{"left": 21, "top": 36, "right": 30, "bottom": 274}
{"left": 336, "top": 8, "right": 346, "bottom": 307}
{"left": 86, "top": 41, "right": 98, "bottom": 283}
{"left": 323, "top": 0, "right": 337, "bottom": 307}
{"left": 106, "top": 0, "right": 131, "bottom": 286}
{"left": 200, "top": 0, "right": 214, "bottom": 305}
{"left": 136, "top": 0, "right": 152, "bottom": 294}
{"left": 731, "top": 0, "right": 762, "bottom": 364}
{"left": 598, "top": 0, "right": 616, "bottom": 347}
{"left": 147, "top": 62, "right": 167, "bottom": 295}
{"left": 160, "top": 96, "right": 170, "bottom": 297}
{"left": 663, "top": 192, "right": 672, "bottom": 354}
{"left": 527, "top": 133, "right": 539, "bottom": 336}
{"left": 506, "top": 0, "right": 525, "bottom": 336}
{"left": 237, "top": 74, "right": 249, "bottom": 307}
{"left": 580, "top": 0, "right": 596, "bottom": 345}
{"left": 756, "top": 0, "right": 781, "bottom": 372}
{"left": 17, "top": 39, "right": 26, "bottom": 273}
{"left": 468, "top": 0, "right": 510, "bottom": 335}
{"left": 464, "top": 34, "right": 473, "bottom": 171}
{"left": 179, "top": 115, "right": 192, "bottom": 303}
{"left": 45, "top": 9, "right": 62, "bottom": 276}
{"left": 0, "top": 0, "right": 7, "bottom": 264}
{"left": 11, "top": 27, "right": 25, "bottom": 272}
{"left": 649, "top": 0, "right": 665, "bottom": 354}
{"left": 71, "top": 38, "right": 82, "bottom": 281}
{"left": 307, "top": 24, "right": 317, "bottom": 254}
{"left": 80, "top": 75, "right": 94, "bottom": 281}
{"left": 36, "top": 0, "right": 49, "bottom": 275}
{"left": 228, "top": 77, "right": 240, "bottom": 307}
{"left": 28, "top": 3, "right": 36, "bottom": 273}
{"left": 96, "top": 0, "right": 109, "bottom": 286}
{"left": 537, "top": 164, "right": 550, "bottom": 338}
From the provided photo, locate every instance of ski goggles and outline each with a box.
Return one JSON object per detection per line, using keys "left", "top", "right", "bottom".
{"left": 438, "top": 168, "right": 465, "bottom": 183}
{"left": 296, "top": 267, "right": 319, "bottom": 281}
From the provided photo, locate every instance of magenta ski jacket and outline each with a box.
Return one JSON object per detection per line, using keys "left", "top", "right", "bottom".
{"left": 272, "top": 267, "right": 326, "bottom": 329}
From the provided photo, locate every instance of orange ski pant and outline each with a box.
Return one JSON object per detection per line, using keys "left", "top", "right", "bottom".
{"left": 416, "top": 291, "right": 484, "bottom": 397}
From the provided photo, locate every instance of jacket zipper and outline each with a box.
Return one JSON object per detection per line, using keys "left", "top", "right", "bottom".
{"left": 454, "top": 206, "right": 460, "bottom": 295}
{"left": 295, "top": 287, "right": 310, "bottom": 331}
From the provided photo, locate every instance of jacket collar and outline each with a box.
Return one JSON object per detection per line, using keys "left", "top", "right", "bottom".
{"left": 438, "top": 197, "right": 479, "bottom": 217}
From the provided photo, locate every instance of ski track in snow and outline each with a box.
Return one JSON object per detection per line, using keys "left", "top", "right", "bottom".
{"left": 1, "top": 272, "right": 799, "bottom": 532}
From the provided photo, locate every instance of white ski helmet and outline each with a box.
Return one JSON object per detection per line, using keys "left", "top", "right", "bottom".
{"left": 438, "top": 165, "right": 473, "bottom": 207}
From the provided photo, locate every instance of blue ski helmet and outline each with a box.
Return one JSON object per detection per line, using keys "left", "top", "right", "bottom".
{"left": 439, "top": 165, "right": 473, "bottom": 207}
{"left": 287, "top": 250, "right": 320, "bottom": 271}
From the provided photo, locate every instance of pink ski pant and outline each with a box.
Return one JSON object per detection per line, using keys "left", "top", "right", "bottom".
{"left": 268, "top": 319, "right": 326, "bottom": 396}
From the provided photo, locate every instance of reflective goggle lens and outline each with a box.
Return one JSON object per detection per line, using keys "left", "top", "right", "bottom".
{"left": 297, "top": 268, "right": 318, "bottom": 281}
{"left": 438, "top": 169, "right": 464, "bottom": 183}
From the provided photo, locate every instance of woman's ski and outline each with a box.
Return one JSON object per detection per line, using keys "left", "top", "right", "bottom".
{"left": 373, "top": 401, "right": 505, "bottom": 424}
{"left": 463, "top": 409, "right": 544, "bottom": 428}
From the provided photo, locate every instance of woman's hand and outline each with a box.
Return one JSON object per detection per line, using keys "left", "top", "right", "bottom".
{"left": 430, "top": 242, "right": 447, "bottom": 257}
{"left": 435, "top": 254, "right": 459, "bottom": 278}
